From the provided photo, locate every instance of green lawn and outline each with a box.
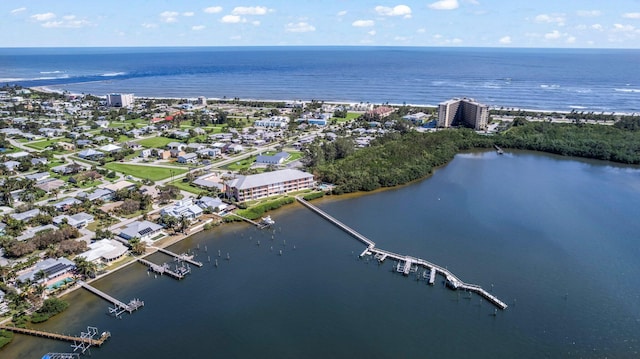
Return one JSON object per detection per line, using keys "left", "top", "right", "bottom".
{"left": 169, "top": 179, "right": 205, "bottom": 194}
{"left": 25, "top": 139, "right": 71, "bottom": 150}
{"left": 104, "top": 163, "right": 188, "bottom": 181}
{"left": 333, "top": 112, "right": 361, "bottom": 123}
{"left": 224, "top": 156, "right": 256, "bottom": 171}
{"left": 136, "top": 137, "right": 175, "bottom": 149}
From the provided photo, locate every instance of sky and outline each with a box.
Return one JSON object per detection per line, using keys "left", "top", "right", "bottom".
{"left": 2, "top": 1, "right": 640, "bottom": 48}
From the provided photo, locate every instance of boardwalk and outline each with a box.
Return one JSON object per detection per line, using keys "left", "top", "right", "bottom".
{"left": 296, "top": 197, "right": 508, "bottom": 310}
{"left": 0, "top": 325, "right": 110, "bottom": 346}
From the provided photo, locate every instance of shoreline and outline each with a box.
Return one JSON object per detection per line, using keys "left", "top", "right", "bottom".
{"left": 27, "top": 86, "right": 637, "bottom": 116}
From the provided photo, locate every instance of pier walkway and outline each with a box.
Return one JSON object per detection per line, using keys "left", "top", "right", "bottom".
{"left": 78, "top": 281, "right": 144, "bottom": 315}
{"left": 296, "top": 197, "right": 508, "bottom": 310}
{"left": 295, "top": 197, "right": 376, "bottom": 248}
{"left": 155, "top": 247, "right": 203, "bottom": 267}
{"left": 0, "top": 325, "right": 110, "bottom": 347}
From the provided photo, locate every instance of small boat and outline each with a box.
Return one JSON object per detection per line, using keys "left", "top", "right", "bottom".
{"left": 258, "top": 215, "right": 275, "bottom": 228}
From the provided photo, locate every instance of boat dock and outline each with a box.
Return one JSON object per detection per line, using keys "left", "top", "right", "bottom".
{"left": 156, "top": 247, "right": 203, "bottom": 267}
{"left": 0, "top": 325, "right": 110, "bottom": 347}
{"left": 231, "top": 213, "right": 274, "bottom": 229}
{"left": 296, "top": 197, "right": 508, "bottom": 310}
{"left": 137, "top": 258, "right": 190, "bottom": 280}
{"left": 78, "top": 281, "right": 144, "bottom": 316}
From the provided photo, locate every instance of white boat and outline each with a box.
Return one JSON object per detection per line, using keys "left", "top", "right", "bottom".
{"left": 259, "top": 215, "right": 275, "bottom": 227}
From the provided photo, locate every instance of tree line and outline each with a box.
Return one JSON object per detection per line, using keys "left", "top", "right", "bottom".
{"left": 305, "top": 120, "right": 640, "bottom": 194}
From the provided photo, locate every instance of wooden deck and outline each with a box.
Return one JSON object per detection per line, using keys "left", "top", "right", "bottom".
{"left": 0, "top": 325, "right": 110, "bottom": 346}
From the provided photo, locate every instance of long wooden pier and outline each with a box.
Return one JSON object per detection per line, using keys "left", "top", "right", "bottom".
{"left": 78, "top": 281, "right": 144, "bottom": 314}
{"left": 156, "top": 247, "right": 203, "bottom": 267}
{"left": 296, "top": 197, "right": 508, "bottom": 310}
{"left": 0, "top": 325, "right": 110, "bottom": 346}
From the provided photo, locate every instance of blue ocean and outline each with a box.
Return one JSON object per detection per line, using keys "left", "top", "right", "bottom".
{"left": 1, "top": 46, "right": 639, "bottom": 113}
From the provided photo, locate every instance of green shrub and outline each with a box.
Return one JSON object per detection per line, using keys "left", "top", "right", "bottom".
{"left": 302, "top": 192, "right": 324, "bottom": 201}
{"left": 30, "top": 298, "right": 69, "bottom": 323}
{"left": 0, "top": 330, "right": 13, "bottom": 349}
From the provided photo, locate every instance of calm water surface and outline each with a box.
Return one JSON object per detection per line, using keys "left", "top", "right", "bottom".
{"left": 6, "top": 151, "right": 640, "bottom": 358}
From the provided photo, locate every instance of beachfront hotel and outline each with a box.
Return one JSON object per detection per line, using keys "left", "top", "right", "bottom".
{"left": 106, "top": 93, "right": 134, "bottom": 107}
{"left": 437, "top": 98, "right": 489, "bottom": 130}
{"left": 225, "top": 169, "right": 315, "bottom": 202}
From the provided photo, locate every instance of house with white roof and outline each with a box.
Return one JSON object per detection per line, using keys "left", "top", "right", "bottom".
{"left": 160, "top": 199, "right": 203, "bottom": 220}
{"left": 53, "top": 212, "right": 94, "bottom": 228}
{"left": 77, "top": 239, "right": 128, "bottom": 264}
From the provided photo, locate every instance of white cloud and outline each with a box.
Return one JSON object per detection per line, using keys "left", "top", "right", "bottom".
{"left": 375, "top": 5, "right": 412, "bottom": 18}
{"left": 204, "top": 6, "right": 223, "bottom": 14}
{"left": 63, "top": 15, "right": 76, "bottom": 20}
{"left": 221, "top": 15, "right": 246, "bottom": 23}
{"left": 417, "top": 28, "right": 426, "bottom": 33}
{"left": 451, "top": 38, "right": 463, "bottom": 44}
{"left": 142, "top": 23, "right": 158, "bottom": 29}
{"left": 394, "top": 36, "right": 408, "bottom": 41}
{"left": 535, "top": 14, "right": 566, "bottom": 25}
{"left": 10, "top": 7, "right": 26, "bottom": 14}
{"left": 499, "top": 36, "right": 512, "bottom": 44}
{"left": 352, "top": 19, "right": 375, "bottom": 27}
{"left": 285, "top": 22, "right": 315, "bottom": 33}
{"left": 31, "top": 12, "right": 56, "bottom": 21}
{"left": 232, "top": 6, "right": 269, "bottom": 15}
{"left": 613, "top": 23, "right": 636, "bottom": 32}
{"left": 544, "top": 30, "right": 561, "bottom": 39}
{"left": 623, "top": 13, "right": 640, "bottom": 19}
{"left": 42, "top": 19, "right": 91, "bottom": 28}
{"left": 252, "top": 20, "right": 261, "bottom": 26}
{"left": 591, "top": 24, "right": 604, "bottom": 31}
{"left": 368, "top": 30, "right": 376, "bottom": 36}
{"left": 183, "top": 12, "right": 195, "bottom": 17}
{"left": 337, "top": 10, "right": 347, "bottom": 16}
{"left": 577, "top": 10, "right": 601, "bottom": 17}
{"left": 566, "top": 36, "right": 576, "bottom": 44}
{"left": 428, "top": 0, "right": 459, "bottom": 11}
{"left": 231, "top": 35, "right": 242, "bottom": 40}
{"left": 192, "top": 25, "right": 206, "bottom": 31}
{"left": 160, "top": 11, "right": 179, "bottom": 23}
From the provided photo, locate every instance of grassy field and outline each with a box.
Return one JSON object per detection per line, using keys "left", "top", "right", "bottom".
{"left": 136, "top": 137, "right": 175, "bottom": 148}
{"left": 168, "top": 179, "right": 205, "bottom": 194}
{"left": 224, "top": 156, "right": 256, "bottom": 171}
{"left": 334, "top": 112, "right": 361, "bottom": 123}
{"left": 25, "top": 139, "right": 71, "bottom": 150}
{"left": 104, "top": 163, "right": 188, "bottom": 181}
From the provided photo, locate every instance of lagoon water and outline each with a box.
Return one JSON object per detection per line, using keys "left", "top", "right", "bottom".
{"left": 6, "top": 151, "right": 640, "bottom": 358}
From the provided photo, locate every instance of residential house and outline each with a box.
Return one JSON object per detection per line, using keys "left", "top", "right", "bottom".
{"left": 99, "top": 144, "right": 122, "bottom": 153}
{"left": 167, "top": 142, "right": 187, "bottom": 151}
{"left": 77, "top": 239, "right": 128, "bottom": 264}
{"left": 196, "top": 148, "right": 221, "bottom": 158}
{"left": 160, "top": 199, "right": 203, "bottom": 220}
{"left": 16, "top": 224, "right": 58, "bottom": 241}
{"left": 196, "top": 196, "right": 228, "bottom": 213}
{"left": 3, "top": 160, "right": 20, "bottom": 172}
{"left": 10, "top": 208, "right": 41, "bottom": 222}
{"left": 76, "top": 188, "right": 114, "bottom": 202}
{"left": 255, "top": 152, "right": 289, "bottom": 165}
{"left": 53, "top": 197, "right": 82, "bottom": 211}
{"left": 53, "top": 212, "right": 94, "bottom": 228}
{"left": 177, "top": 153, "right": 198, "bottom": 164}
{"left": 119, "top": 220, "right": 164, "bottom": 242}
{"left": 77, "top": 149, "right": 104, "bottom": 160}
{"left": 30, "top": 157, "right": 49, "bottom": 166}
{"left": 35, "top": 178, "right": 66, "bottom": 193}
{"left": 16, "top": 257, "right": 75, "bottom": 284}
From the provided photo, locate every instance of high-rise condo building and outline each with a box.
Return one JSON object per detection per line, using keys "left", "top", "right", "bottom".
{"left": 437, "top": 98, "right": 489, "bottom": 130}
{"left": 106, "top": 93, "right": 134, "bottom": 107}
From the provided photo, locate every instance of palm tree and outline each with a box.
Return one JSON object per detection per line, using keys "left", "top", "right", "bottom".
{"left": 129, "top": 238, "right": 146, "bottom": 255}
{"left": 74, "top": 256, "right": 97, "bottom": 279}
